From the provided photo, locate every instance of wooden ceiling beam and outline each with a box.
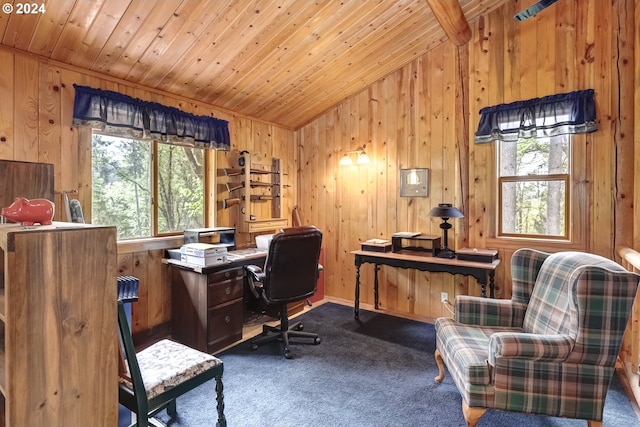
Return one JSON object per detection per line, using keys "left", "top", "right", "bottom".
{"left": 425, "top": 0, "right": 472, "bottom": 46}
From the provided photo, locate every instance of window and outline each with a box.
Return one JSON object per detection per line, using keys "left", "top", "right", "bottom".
{"left": 92, "top": 133, "right": 206, "bottom": 239}
{"left": 498, "top": 135, "right": 570, "bottom": 239}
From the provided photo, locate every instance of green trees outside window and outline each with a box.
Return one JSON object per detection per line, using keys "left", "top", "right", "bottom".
{"left": 498, "top": 135, "right": 570, "bottom": 239}
{"left": 92, "top": 134, "right": 205, "bottom": 239}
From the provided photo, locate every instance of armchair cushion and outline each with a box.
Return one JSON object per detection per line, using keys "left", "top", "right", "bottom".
{"left": 435, "top": 318, "right": 521, "bottom": 386}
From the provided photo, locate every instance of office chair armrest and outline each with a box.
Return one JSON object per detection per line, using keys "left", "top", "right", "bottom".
{"left": 246, "top": 265, "right": 265, "bottom": 281}
{"left": 246, "top": 265, "right": 266, "bottom": 299}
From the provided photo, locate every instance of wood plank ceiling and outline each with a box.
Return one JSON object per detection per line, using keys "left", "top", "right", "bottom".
{"left": 0, "top": 0, "right": 505, "bottom": 129}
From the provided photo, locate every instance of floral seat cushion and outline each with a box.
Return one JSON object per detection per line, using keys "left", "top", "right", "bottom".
{"left": 119, "top": 339, "right": 223, "bottom": 399}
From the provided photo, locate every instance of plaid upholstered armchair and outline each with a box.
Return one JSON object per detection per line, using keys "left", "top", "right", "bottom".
{"left": 434, "top": 248, "right": 639, "bottom": 427}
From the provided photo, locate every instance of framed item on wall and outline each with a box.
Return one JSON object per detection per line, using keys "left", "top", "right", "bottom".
{"left": 400, "top": 168, "right": 429, "bottom": 197}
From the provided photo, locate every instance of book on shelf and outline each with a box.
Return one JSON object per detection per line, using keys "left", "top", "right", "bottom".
{"left": 456, "top": 248, "right": 499, "bottom": 263}
{"left": 180, "top": 242, "right": 228, "bottom": 257}
{"left": 364, "top": 238, "right": 390, "bottom": 245}
{"left": 392, "top": 231, "right": 422, "bottom": 238}
{"left": 180, "top": 253, "right": 228, "bottom": 266}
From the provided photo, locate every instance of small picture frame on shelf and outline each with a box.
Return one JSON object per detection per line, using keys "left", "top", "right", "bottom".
{"left": 63, "top": 191, "right": 85, "bottom": 224}
{"left": 400, "top": 168, "right": 429, "bottom": 197}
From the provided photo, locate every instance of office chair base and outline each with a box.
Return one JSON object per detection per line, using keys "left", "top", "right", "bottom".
{"left": 250, "top": 321, "right": 321, "bottom": 359}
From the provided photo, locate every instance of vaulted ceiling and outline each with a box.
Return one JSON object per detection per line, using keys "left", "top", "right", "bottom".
{"left": 0, "top": 0, "right": 506, "bottom": 129}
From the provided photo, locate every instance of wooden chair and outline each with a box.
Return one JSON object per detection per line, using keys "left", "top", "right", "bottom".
{"left": 117, "top": 277, "right": 226, "bottom": 427}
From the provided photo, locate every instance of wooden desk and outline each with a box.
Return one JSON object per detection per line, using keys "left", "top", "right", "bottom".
{"left": 351, "top": 250, "right": 501, "bottom": 320}
{"left": 166, "top": 249, "right": 267, "bottom": 353}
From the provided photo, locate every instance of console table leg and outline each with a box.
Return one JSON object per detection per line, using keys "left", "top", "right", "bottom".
{"left": 354, "top": 263, "right": 361, "bottom": 320}
{"left": 374, "top": 264, "right": 380, "bottom": 309}
{"left": 489, "top": 271, "right": 495, "bottom": 298}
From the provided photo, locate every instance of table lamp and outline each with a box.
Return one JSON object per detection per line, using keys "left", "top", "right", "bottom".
{"left": 428, "top": 203, "right": 463, "bottom": 259}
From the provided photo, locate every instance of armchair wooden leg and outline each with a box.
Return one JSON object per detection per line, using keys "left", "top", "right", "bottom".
{"left": 587, "top": 421, "right": 602, "bottom": 427}
{"left": 434, "top": 349, "right": 445, "bottom": 383}
{"left": 462, "top": 400, "right": 486, "bottom": 427}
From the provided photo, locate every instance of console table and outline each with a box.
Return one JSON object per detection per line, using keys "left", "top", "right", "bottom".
{"left": 351, "top": 250, "right": 501, "bottom": 320}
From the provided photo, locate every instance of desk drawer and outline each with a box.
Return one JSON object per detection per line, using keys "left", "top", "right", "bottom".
{"left": 207, "top": 298, "right": 243, "bottom": 353}
{"left": 207, "top": 267, "right": 244, "bottom": 284}
{"left": 207, "top": 275, "right": 243, "bottom": 307}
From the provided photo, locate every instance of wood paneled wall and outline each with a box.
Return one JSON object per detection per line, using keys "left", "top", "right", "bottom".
{"left": 0, "top": 47, "right": 296, "bottom": 334}
{"left": 0, "top": 0, "right": 637, "bottom": 331}
{"left": 295, "top": 0, "right": 637, "bottom": 319}
{"left": 297, "top": 40, "right": 468, "bottom": 319}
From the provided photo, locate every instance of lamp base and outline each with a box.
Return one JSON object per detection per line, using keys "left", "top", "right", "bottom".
{"left": 436, "top": 248, "right": 457, "bottom": 259}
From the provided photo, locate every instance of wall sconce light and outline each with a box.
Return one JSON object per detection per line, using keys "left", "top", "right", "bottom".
{"left": 339, "top": 148, "right": 370, "bottom": 166}
{"left": 428, "top": 203, "right": 464, "bottom": 259}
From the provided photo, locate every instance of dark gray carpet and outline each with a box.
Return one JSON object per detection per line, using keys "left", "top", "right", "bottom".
{"left": 156, "top": 302, "right": 640, "bottom": 427}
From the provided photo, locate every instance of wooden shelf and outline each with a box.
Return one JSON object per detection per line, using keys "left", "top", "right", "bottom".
{"left": 244, "top": 218, "right": 288, "bottom": 233}
{"left": 224, "top": 153, "right": 288, "bottom": 233}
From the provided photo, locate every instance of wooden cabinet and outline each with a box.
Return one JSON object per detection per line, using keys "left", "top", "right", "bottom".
{"left": 171, "top": 266, "right": 244, "bottom": 354}
{"left": 223, "top": 152, "right": 288, "bottom": 233}
{"left": 0, "top": 223, "right": 117, "bottom": 427}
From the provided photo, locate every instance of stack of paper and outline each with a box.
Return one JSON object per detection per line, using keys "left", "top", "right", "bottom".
{"left": 179, "top": 242, "right": 228, "bottom": 266}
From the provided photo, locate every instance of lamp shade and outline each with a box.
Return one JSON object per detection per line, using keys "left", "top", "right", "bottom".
{"left": 339, "top": 154, "right": 353, "bottom": 166}
{"left": 357, "top": 151, "right": 370, "bottom": 164}
{"left": 428, "top": 203, "right": 463, "bottom": 219}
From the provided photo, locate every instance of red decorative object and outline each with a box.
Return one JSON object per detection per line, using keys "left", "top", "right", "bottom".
{"left": 2, "top": 197, "right": 55, "bottom": 226}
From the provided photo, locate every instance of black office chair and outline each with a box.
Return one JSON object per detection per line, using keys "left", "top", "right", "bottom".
{"left": 117, "top": 277, "right": 226, "bottom": 427}
{"left": 246, "top": 226, "right": 323, "bottom": 359}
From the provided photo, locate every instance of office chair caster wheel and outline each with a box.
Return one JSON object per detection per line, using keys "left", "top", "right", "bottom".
{"left": 314, "top": 337, "right": 321, "bottom": 345}
{"left": 285, "top": 348, "right": 292, "bottom": 359}
{"left": 250, "top": 343, "right": 258, "bottom": 351}
{"left": 297, "top": 324, "right": 304, "bottom": 331}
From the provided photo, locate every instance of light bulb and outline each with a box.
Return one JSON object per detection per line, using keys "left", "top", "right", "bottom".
{"left": 339, "top": 154, "right": 353, "bottom": 166}
{"left": 357, "top": 151, "right": 370, "bottom": 165}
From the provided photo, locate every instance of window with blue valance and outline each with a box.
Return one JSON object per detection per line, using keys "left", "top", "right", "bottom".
{"left": 474, "top": 89, "right": 597, "bottom": 144}
{"left": 72, "top": 84, "right": 230, "bottom": 150}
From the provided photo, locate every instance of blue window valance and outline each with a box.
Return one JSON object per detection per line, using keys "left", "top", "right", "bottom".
{"left": 72, "top": 84, "right": 230, "bottom": 150}
{"left": 475, "top": 89, "right": 597, "bottom": 144}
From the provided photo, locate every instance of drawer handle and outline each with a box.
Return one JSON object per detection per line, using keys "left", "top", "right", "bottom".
{"left": 224, "top": 272, "right": 231, "bottom": 278}
{"left": 225, "top": 316, "right": 231, "bottom": 323}
{"left": 225, "top": 286, "right": 231, "bottom": 295}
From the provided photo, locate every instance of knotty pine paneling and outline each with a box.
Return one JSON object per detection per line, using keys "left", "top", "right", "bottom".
{"left": 636, "top": 0, "right": 640, "bottom": 251}
{"left": 469, "top": 0, "right": 634, "bottom": 266}
{"left": 296, "top": 0, "right": 637, "bottom": 320}
{"left": 0, "top": 47, "right": 295, "bottom": 335}
{"left": 297, "top": 41, "right": 466, "bottom": 319}
{"left": 0, "top": 0, "right": 636, "bottom": 335}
